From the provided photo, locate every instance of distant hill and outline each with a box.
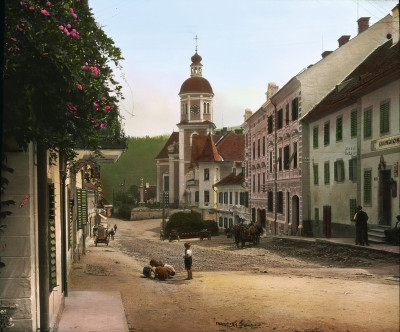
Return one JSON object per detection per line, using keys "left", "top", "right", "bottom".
{"left": 100, "top": 135, "right": 169, "bottom": 203}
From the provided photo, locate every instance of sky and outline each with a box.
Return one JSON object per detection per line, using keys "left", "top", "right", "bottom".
{"left": 89, "top": 0, "right": 398, "bottom": 137}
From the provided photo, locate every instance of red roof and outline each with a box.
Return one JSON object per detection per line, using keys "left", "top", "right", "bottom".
{"left": 155, "top": 132, "right": 179, "bottom": 159}
{"left": 179, "top": 77, "right": 214, "bottom": 95}
{"left": 215, "top": 172, "right": 245, "bottom": 186}
{"left": 192, "top": 133, "right": 221, "bottom": 163}
{"left": 216, "top": 131, "right": 245, "bottom": 161}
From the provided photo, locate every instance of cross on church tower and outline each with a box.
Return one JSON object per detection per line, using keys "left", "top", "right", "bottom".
{"left": 194, "top": 35, "right": 198, "bottom": 53}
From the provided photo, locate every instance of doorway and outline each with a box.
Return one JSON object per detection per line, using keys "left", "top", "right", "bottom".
{"left": 379, "top": 170, "right": 391, "bottom": 225}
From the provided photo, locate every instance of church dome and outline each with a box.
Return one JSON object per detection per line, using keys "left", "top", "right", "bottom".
{"left": 179, "top": 76, "right": 213, "bottom": 95}
{"left": 191, "top": 52, "right": 202, "bottom": 64}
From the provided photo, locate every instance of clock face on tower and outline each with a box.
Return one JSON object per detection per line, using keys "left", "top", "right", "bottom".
{"left": 190, "top": 104, "right": 200, "bottom": 114}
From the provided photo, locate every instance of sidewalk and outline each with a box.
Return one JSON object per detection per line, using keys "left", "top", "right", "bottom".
{"left": 273, "top": 235, "right": 400, "bottom": 255}
{"left": 57, "top": 291, "right": 129, "bottom": 332}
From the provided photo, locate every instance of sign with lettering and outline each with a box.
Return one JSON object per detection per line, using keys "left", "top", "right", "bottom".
{"left": 372, "top": 134, "right": 400, "bottom": 151}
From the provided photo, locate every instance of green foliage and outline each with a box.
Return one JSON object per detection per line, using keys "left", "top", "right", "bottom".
{"left": 117, "top": 204, "right": 133, "bottom": 220}
{"left": 3, "top": 0, "right": 125, "bottom": 158}
{"left": 166, "top": 212, "right": 219, "bottom": 235}
{"left": 100, "top": 135, "right": 169, "bottom": 202}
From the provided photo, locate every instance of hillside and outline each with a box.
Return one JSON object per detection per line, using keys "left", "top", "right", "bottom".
{"left": 100, "top": 135, "right": 169, "bottom": 203}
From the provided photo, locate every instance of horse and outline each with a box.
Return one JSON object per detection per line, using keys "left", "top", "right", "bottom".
{"left": 233, "top": 223, "right": 261, "bottom": 248}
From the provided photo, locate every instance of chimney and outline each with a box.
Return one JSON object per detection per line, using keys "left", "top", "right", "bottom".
{"left": 266, "top": 82, "right": 279, "bottom": 101}
{"left": 357, "top": 17, "right": 370, "bottom": 34}
{"left": 244, "top": 108, "right": 253, "bottom": 121}
{"left": 321, "top": 50, "right": 333, "bottom": 58}
{"left": 338, "top": 35, "right": 351, "bottom": 47}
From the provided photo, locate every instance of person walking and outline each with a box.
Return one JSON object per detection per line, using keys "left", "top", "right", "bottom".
{"left": 183, "top": 242, "right": 193, "bottom": 280}
{"left": 114, "top": 224, "right": 117, "bottom": 233}
{"left": 354, "top": 206, "right": 369, "bottom": 246}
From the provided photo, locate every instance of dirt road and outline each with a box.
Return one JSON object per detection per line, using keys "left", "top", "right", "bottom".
{"left": 69, "top": 218, "right": 399, "bottom": 332}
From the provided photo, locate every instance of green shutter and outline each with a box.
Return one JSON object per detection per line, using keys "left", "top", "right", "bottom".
{"left": 313, "top": 164, "right": 319, "bottom": 185}
{"left": 324, "top": 162, "right": 330, "bottom": 184}
{"left": 380, "top": 102, "right": 389, "bottom": 133}
{"left": 76, "top": 189, "right": 88, "bottom": 229}
{"left": 349, "top": 199, "right": 357, "bottom": 221}
{"left": 336, "top": 117, "right": 342, "bottom": 141}
{"left": 324, "top": 122, "right": 330, "bottom": 145}
{"left": 363, "top": 109, "right": 372, "bottom": 138}
{"left": 363, "top": 170, "right": 372, "bottom": 204}
{"left": 351, "top": 110, "right": 357, "bottom": 137}
{"left": 313, "top": 126, "right": 318, "bottom": 148}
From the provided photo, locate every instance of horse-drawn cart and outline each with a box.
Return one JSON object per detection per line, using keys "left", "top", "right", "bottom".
{"left": 169, "top": 229, "right": 180, "bottom": 242}
{"left": 94, "top": 224, "right": 109, "bottom": 246}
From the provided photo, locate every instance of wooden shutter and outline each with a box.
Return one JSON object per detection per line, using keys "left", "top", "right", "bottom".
{"left": 48, "top": 184, "right": 57, "bottom": 290}
{"left": 351, "top": 110, "right": 357, "bottom": 137}
{"left": 380, "top": 102, "right": 389, "bottom": 133}
{"left": 364, "top": 170, "right": 372, "bottom": 204}
{"left": 363, "top": 109, "right": 372, "bottom": 138}
{"left": 313, "top": 126, "right": 318, "bottom": 148}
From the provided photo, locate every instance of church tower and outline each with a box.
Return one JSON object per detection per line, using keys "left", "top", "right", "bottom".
{"left": 177, "top": 40, "right": 215, "bottom": 204}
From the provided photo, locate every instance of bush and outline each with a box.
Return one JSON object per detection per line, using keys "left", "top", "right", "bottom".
{"left": 166, "top": 212, "right": 219, "bottom": 235}
{"left": 117, "top": 204, "right": 133, "bottom": 220}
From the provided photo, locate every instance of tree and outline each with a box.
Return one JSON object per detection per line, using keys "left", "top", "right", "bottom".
{"left": 3, "top": 0, "right": 125, "bottom": 158}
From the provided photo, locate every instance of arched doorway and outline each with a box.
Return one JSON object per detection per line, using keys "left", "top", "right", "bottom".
{"left": 291, "top": 195, "right": 299, "bottom": 233}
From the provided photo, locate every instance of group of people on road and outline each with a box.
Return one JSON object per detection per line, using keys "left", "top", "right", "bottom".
{"left": 142, "top": 242, "right": 193, "bottom": 281}
{"left": 354, "top": 206, "right": 369, "bottom": 246}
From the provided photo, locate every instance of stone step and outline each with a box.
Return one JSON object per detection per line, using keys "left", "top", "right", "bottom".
{"left": 368, "top": 226, "right": 391, "bottom": 244}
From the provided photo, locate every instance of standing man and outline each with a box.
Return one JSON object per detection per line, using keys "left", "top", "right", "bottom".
{"left": 354, "top": 206, "right": 369, "bottom": 246}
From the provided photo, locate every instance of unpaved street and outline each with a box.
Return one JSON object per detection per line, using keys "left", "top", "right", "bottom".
{"left": 69, "top": 218, "right": 399, "bottom": 332}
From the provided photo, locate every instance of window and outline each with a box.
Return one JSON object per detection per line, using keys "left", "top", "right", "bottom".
{"left": 257, "top": 139, "right": 260, "bottom": 158}
{"left": 313, "top": 164, "right": 319, "bottom": 185}
{"left": 235, "top": 192, "right": 238, "bottom": 204}
{"left": 336, "top": 116, "right": 343, "bottom": 141}
{"left": 349, "top": 158, "right": 357, "bottom": 181}
{"left": 324, "top": 162, "right": 330, "bottom": 184}
{"left": 204, "top": 168, "right": 209, "bottom": 180}
{"left": 204, "top": 190, "right": 209, "bottom": 203}
{"left": 293, "top": 143, "right": 297, "bottom": 169}
{"left": 350, "top": 110, "right": 357, "bottom": 137}
{"left": 229, "top": 192, "right": 232, "bottom": 204}
{"left": 253, "top": 142, "right": 255, "bottom": 159}
{"left": 253, "top": 175, "right": 255, "bottom": 192}
{"left": 324, "top": 121, "right": 330, "bottom": 145}
{"left": 245, "top": 192, "right": 249, "bottom": 207}
{"left": 224, "top": 192, "right": 228, "bottom": 204}
{"left": 224, "top": 218, "right": 227, "bottom": 228}
{"left": 314, "top": 208, "right": 319, "bottom": 223}
{"left": 262, "top": 136, "right": 265, "bottom": 156}
{"left": 285, "top": 103, "right": 290, "bottom": 125}
{"left": 268, "top": 191, "right": 273, "bottom": 212}
{"left": 233, "top": 168, "right": 236, "bottom": 176}
{"left": 269, "top": 151, "right": 273, "bottom": 173}
{"left": 218, "top": 192, "right": 223, "bottom": 204}
{"left": 257, "top": 174, "right": 260, "bottom": 192}
{"left": 277, "top": 191, "right": 283, "bottom": 214}
{"left": 380, "top": 101, "right": 389, "bottom": 134}
{"left": 277, "top": 109, "right": 283, "bottom": 129}
{"left": 284, "top": 145, "right": 290, "bottom": 170}
{"left": 267, "top": 116, "right": 273, "bottom": 134}
{"left": 262, "top": 173, "right": 265, "bottom": 191}
{"left": 334, "top": 160, "right": 345, "bottom": 182}
{"left": 349, "top": 199, "right": 357, "bottom": 221}
{"left": 278, "top": 148, "right": 282, "bottom": 171}
{"left": 363, "top": 170, "right": 372, "bottom": 204}
{"left": 219, "top": 217, "right": 223, "bottom": 227}
{"left": 163, "top": 175, "right": 169, "bottom": 192}
{"left": 292, "top": 97, "right": 299, "bottom": 121}
{"left": 313, "top": 126, "right": 318, "bottom": 148}
{"left": 252, "top": 208, "right": 256, "bottom": 223}
{"left": 363, "top": 108, "right": 372, "bottom": 138}
{"left": 195, "top": 191, "right": 199, "bottom": 202}
{"left": 240, "top": 192, "right": 245, "bottom": 205}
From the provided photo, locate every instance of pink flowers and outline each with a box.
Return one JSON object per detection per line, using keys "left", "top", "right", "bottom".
{"left": 59, "top": 24, "right": 80, "bottom": 38}
{"left": 67, "top": 102, "right": 78, "bottom": 118}
{"left": 46, "top": 1, "right": 51, "bottom": 6}
{"left": 76, "top": 83, "right": 82, "bottom": 90}
{"left": 41, "top": 9, "right": 50, "bottom": 16}
{"left": 69, "top": 8, "right": 78, "bottom": 19}
{"left": 82, "top": 65, "right": 99, "bottom": 76}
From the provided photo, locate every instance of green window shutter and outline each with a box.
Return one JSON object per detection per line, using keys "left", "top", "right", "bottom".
{"left": 68, "top": 198, "right": 73, "bottom": 249}
{"left": 380, "top": 102, "right": 389, "bottom": 133}
{"left": 351, "top": 110, "right": 357, "bottom": 137}
{"left": 340, "top": 161, "right": 345, "bottom": 181}
{"left": 324, "top": 122, "right": 330, "bottom": 145}
{"left": 48, "top": 184, "right": 57, "bottom": 290}
{"left": 313, "top": 126, "right": 318, "bottom": 148}
{"left": 348, "top": 159, "right": 353, "bottom": 181}
{"left": 336, "top": 117, "right": 342, "bottom": 141}
{"left": 313, "top": 164, "right": 319, "bottom": 185}
{"left": 77, "top": 189, "right": 83, "bottom": 229}
{"left": 363, "top": 109, "right": 372, "bottom": 138}
{"left": 364, "top": 170, "right": 372, "bottom": 204}
{"left": 314, "top": 208, "right": 319, "bottom": 223}
{"left": 349, "top": 199, "right": 357, "bottom": 221}
{"left": 334, "top": 161, "right": 338, "bottom": 181}
{"left": 324, "top": 162, "right": 330, "bottom": 184}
